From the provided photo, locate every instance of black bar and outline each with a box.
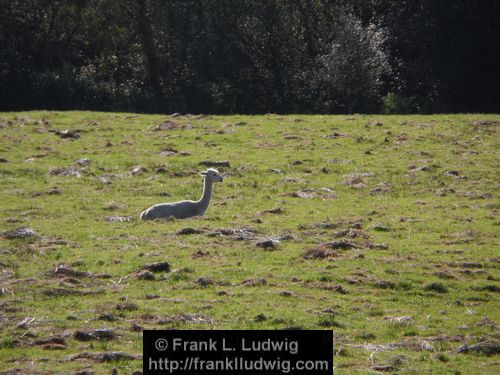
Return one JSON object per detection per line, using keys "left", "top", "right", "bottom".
{"left": 143, "top": 330, "right": 333, "bottom": 374}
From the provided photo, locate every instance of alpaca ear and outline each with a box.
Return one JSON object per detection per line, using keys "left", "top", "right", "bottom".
{"left": 200, "top": 172, "right": 207, "bottom": 176}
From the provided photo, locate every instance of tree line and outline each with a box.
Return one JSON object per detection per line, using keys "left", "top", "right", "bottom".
{"left": 0, "top": 0, "right": 498, "bottom": 114}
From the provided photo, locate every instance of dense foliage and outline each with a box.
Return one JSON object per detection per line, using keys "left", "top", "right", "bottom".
{"left": 0, "top": 0, "right": 498, "bottom": 113}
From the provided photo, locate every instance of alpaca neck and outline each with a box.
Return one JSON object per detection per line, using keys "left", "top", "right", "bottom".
{"left": 197, "top": 177, "right": 213, "bottom": 214}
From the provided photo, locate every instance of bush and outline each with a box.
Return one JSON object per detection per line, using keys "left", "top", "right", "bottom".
{"left": 308, "top": 12, "right": 390, "bottom": 113}
{"left": 382, "top": 92, "right": 414, "bottom": 114}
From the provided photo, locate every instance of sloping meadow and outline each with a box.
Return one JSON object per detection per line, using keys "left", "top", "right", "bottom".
{"left": 0, "top": 112, "right": 498, "bottom": 373}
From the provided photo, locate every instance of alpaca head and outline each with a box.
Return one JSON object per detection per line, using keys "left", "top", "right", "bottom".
{"left": 201, "top": 168, "right": 223, "bottom": 182}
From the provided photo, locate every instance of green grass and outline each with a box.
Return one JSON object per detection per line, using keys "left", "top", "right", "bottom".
{"left": 0, "top": 111, "right": 499, "bottom": 373}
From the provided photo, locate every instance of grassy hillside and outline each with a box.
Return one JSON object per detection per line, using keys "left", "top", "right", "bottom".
{"left": 0, "top": 112, "right": 498, "bottom": 374}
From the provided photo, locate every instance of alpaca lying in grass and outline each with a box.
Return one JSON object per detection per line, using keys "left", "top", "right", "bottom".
{"left": 140, "top": 168, "right": 223, "bottom": 220}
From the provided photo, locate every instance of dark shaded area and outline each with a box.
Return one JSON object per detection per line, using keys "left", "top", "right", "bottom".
{"left": 0, "top": 0, "right": 498, "bottom": 114}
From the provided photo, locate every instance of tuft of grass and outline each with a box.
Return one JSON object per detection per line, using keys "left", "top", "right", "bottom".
{"left": 318, "top": 317, "right": 344, "bottom": 328}
{"left": 396, "top": 281, "right": 413, "bottom": 290}
{"left": 435, "top": 353, "right": 449, "bottom": 362}
{"left": 424, "top": 282, "right": 449, "bottom": 293}
{"left": 0, "top": 337, "right": 16, "bottom": 349}
{"left": 472, "top": 285, "right": 500, "bottom": 293}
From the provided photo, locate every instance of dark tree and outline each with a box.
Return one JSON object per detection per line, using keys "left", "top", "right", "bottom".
{"left": 0, "top": 0, "right": 498, "bottom": 113}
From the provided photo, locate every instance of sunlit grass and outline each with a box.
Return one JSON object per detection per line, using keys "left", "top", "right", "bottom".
{"left": 0, "top": 111, "right": 498, "bottom": 373}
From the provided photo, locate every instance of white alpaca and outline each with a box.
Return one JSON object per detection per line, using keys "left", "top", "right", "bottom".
{"left": 140, "top": 168, "right": 223, "bottom": 220}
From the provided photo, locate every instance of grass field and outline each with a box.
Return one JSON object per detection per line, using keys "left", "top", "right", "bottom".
{"left": 0, "top": 111, "right": 499, "bottom": 374}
